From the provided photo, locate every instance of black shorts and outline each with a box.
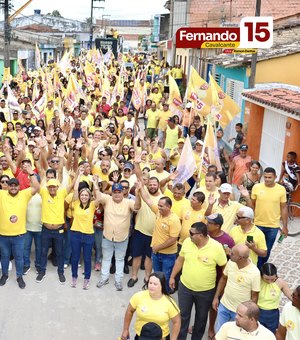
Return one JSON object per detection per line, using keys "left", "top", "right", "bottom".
{"left": 131, "top": 229, "right": 152, "bottom": 258}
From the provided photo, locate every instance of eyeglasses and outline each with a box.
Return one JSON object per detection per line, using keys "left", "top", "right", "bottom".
{"left": 25, "top": 118, "right": 31, "bottom": 120}
{"left": 236, "top": 216, "right": 247, "bottom": 220}
{"left": 189, "top": 230, "right": 202, "bottom": 237}
{"left": 51, "top": 160, "right": 59, "bottom": 164}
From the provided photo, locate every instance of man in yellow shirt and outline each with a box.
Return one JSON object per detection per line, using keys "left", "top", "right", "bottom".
{"left": 146, "top": 102, "right": 158, "bottom": 139}
{"left": 0, "top": 172, "right": 40, "bottom": 289}
{"left": 170, "top": 222, "right": 227, "bottom": 339}
{"left": 140, "top": 189, "right": 181, "bottom": 293}
{"left": 96, "top": 183, "right": 141, "bottom": 291}
{"left": 230, "top": 206, "right": 267, "bottom": 265}
{"left": 37, "top": 179, "right": 71, "bottom": 284}
{"left": 251, "top": 167, "right": 288, "bottom": 269}
{"left": 156, "top": 103, "right": 172, "bottom": 147}
{"left": 213, "top": 244, "right": 260, "bottom": 332}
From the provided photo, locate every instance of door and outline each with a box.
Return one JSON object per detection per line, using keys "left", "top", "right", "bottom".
{"left": 259, "top": 108, "right": 286, "bottom": 177}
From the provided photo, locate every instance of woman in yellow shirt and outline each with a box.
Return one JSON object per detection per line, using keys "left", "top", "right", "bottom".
{"left": 70, "top": 171, "right": 101, "bottom": 290}
{"left": 258, "top": 263, "right": 292, "bottom": 334}
{"left": 121, "top": 272, "right": 181, "bottom": 340}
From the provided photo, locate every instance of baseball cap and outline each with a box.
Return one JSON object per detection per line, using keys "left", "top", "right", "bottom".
{"left": 28, "top": 141, "right": 36, "bottom": 146}
{"left": 186, "top": 102, "right": 192, "bottom": 109}
{"left": 46, "top": 179, "right": 60, "bottom": 187}
{"left": 238, "top": 206, "right": 254, "bottom": 219}
{"left": 167, "top": 116, "right": 175, "bottom": 123}
{"left": 206, "top": 213, "right": 224, "bottom": 226}
{"left": 219, "top": 183, "right": 233, "bottom": 193}
{"left": 7, "top": 178, "right": 19, "bottom": 186}
{"left": 112, "top": 183, "right": 123, "bottom": 192}
{"left": 139, "top": 322, "right": 163, "bottom": 340}
{"left": 195, "top": 140, "right": 204, "bottom": 146}
{"left": 33, "top": 126, "right": 41, "bottom": 131}
{"left": 178, "top": 138, "right": 185, "bottom": 144}
{"left": 123, "top": 162, "right": 134, "bottom": 170}
{"left": 240, "top": 144, "right": 248, "bottom": 151}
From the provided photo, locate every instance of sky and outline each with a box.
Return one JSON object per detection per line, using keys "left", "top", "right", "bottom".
{"left": 12, "top": 0, "right": 169, "bottom": 21}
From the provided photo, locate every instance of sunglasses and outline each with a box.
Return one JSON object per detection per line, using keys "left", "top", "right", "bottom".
{"left": 189, "top": 230, "right": 202, "bottom": 237}
{"left": 1, "top": 180, "right": 8, "bottom": 183}
{"left": 51, "top": 160, "right": 59, "bottom": 164}
{"left": 236, "top": 216, "right": 247, "bottom": 220}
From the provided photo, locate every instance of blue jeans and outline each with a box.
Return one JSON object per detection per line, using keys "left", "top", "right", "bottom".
{"left": 101, "top": 237, "right": 128, "bottom": 283}
{"left": 0, "top": 234, "right": 25, "bottom": 277}
{"left": 23, "top": 231, "right": 42, "bottom": 271}
{"left": 64, "top": 217, "right": 72, "bottom": 265}
{"left": 215, "top": 302, "right": 236, "bottom": 332}
{"left": 70, "top": 231, "right": 95, "bottom": 280}
{"left": 40, "top": 226, "right": 64, "bottom": 275}
{"left": 94, "top": 228, "right": 103, "bottom": 264}
{"left": 183, "top": 126, "right": 189, "bottom": 138}
{"left": 259, "top": 308, "right": 279, "bottom": 334}
{"left": 257, "top": 226, "right": 279, "bottom": 269}
{"left": 152, "top": 252, "right": 176, "bottom": 293}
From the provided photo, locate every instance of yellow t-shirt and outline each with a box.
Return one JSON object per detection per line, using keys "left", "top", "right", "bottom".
{"left": 179, "top": 206, "right": 206, "bottom": 244}
{"left": 150, "top": 92, "right": 162, "bottom": 106}
{"left": 2, "top": 167, "right": 14, "bottom": 179}
{"left": 216, "top": 321, "right": 276, "bottom": 340}
{"left": 0, "top": 188, "right": 32, "bottom": 235}
{"left": 157, "top": 110, "right": 172, "bottom": 131}
{"left": 164, "top": 188, "right": 190, "bottom": 218}
{"left": 130, "top": 290, "right": 179, "bottom": 338}
{"left": 212, "top": 200, "right": 243, "bottom": 233}
{"left": 229, "top": 224, "right": 267, "bottom": 265}
{"left": 100, "top": 194, "right": 135, "bottom": 242}
{"left": 221, "top": 259, "right": 261, "bottom": 312}
{"left": 40, "top": 188, "right": 67, "bottom": 224}
{"left": 196, "top": 186, "right": 220, "bottom": 210}
{"left": 164, "top": 126, "right": 179, "bottom": 149}
{"left": 45, "top": 107, "right": 54, "bottom": 124}
{"left": 71, "top": 200, "right": 96, "bottom": 234}
{"left": 135, "top": 192, "right": 163, "bottom": 236}
{"left": 150, "top": 204, "right": 181, "bottom": 254}
{"left": 257, "top": 279, "right": 282, "bottom": 310}
{"left": 180, "top": 237, "right": 227, "bottom": 291}
{"left": 149, "top": 170, "right": 169, "bottom": 183}
{"left": 146, "top": 109, "right": 158, "bottom": 129}
{"left": 251, "top": 183, "right": 286, "bottom": 228}
{"left": 65, "top": 192, "right": 75, "bottom": 219}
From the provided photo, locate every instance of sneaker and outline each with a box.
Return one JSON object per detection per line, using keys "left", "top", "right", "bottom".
{"left": 0, "top": 274, "right": 9, "bottom": 286}
{"left": 35, "top": 267, "right": 41, "bottom": 274}
{"left": 94, "top": 263, "right": 101, "bottom": 271}
{"left": 8, "top": 261, "right": 12, "bottom": 271}
{"left": 115, "top": 281, "right": 123, "bottom": 291}
{"left": 17, "top": 276, "right": 26, "bottom": 289}
{"left": 96, "top": 278, "right": 109, "bottom": 288}
{"left": 58, "top": 273, "right": 66, "bottom": 285}
{"left": 36, "top": 272, "right": 46, "bottom": 283}
{"left": 70, "top": 277, "right": 77, "bottom": 288}
{"left": 23, "top": 266, "right": 31, "bottom": 275}
{"left": 64, "top": 264, "right": 69, "bottom": 269}
{"left": 78, "top": 263, "right": 81, "bottom": 268}
{"left": 83, "top": 279, "right": 90, "bottom": 290}
{"left": 127, "top": 278, "right": 138, "bottom": 288}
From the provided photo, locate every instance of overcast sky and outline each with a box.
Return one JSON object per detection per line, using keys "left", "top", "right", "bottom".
{"left": 12, "top": 0, "right": 169, "bottom": 21}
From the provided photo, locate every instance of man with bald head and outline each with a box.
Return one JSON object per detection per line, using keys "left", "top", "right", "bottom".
{"left": 213, "top": 244, "right": 261, "bottom": 332}
{"left": 216, "top": 301, "right": 276, "bottom": 339}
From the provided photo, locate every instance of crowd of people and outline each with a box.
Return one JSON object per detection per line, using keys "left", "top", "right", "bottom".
{"left": 0, "top": 50, "right": 299, "bottom": 340}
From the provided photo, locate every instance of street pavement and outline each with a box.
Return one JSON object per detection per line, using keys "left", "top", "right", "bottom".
{"left": 0, "top": 233, "right": 299, "bottom": 340}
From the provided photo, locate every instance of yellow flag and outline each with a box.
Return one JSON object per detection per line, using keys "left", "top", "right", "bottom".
{"left": 65, "top": 74, "right": 87, "bottom": 109}
{"left": 207, "top": 75, "right": 240, "bottom": 129}
{"left": 168, "top": 75, "right": 183, "bottom": 118}
{"left": 204, "top": 119, "right": 222, "bottom": 171}
{"left": 35, "top": 43, "right": 41, "bottom": 69}
{"left": 132, "top": 79, "right": 143, "bottom": 110}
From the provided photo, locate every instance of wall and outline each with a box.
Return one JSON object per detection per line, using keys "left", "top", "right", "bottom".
{"left": 255, "top": 54, "right": 300, "bottom": 87}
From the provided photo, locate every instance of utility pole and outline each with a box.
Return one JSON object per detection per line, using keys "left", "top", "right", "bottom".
{"left": 248, "top": 0, "right": 262, "bottom": 88}
{"left": 1, "top": 0, "right": 11, "bottom": 74}
{"left": 89, "top": 0, "right": 105, "bottom": 49}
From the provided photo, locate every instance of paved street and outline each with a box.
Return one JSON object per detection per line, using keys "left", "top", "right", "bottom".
{"left": 0, "top": 232, "right": 299, "bottom": 340}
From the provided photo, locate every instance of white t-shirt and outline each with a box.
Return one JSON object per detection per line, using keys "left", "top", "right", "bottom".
{"left": 26, "top": 194, "right": 42, "bottom": 232}
{"left": 280, "top": 301, "right": 300, "bottom": 340}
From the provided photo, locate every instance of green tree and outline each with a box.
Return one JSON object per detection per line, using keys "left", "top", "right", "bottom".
{"left": 47, "top": 10, "right": 63, "bottom": 17}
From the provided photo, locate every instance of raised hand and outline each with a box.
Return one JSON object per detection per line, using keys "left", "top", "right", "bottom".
{"left": 208, "top": 193, "right": 216, "bottom": 206}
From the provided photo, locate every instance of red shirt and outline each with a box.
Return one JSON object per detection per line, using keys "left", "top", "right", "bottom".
{"left": 97, "top": 103, "right": 111, "bottom": 115}
{"left": 14, "top": 168, "right": 38, "bottom": 190}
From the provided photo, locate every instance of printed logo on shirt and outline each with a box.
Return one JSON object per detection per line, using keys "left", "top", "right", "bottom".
{"left": 286, "top": 320, "right": 295, "bottom": 331}
{"left": 198, "top": 256, "right": 209, "bottom": 263}
{"left": 236, "top": 275, "right": 245, "bottom": 284}
{"left": 141, "top": 306, "right": 147, "bottom": 313}
{"left": 10, "top": 215, "right": 18, "bottom": 223}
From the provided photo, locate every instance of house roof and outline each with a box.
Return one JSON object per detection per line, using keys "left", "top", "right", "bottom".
{"left": 18, "top": 24, "right": 61, "bottom": 33}
{"left": 205, "top": 41, "right": 300, "bottom": 68}
{"left": 242, "top": 87, "right": 300, "bottom": 116}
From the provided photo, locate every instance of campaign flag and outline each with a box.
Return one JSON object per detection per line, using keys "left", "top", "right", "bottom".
{"left": 173, "top": 136, "right": 197, "bottom": 185}
{"left": 203, "top": 119, "right": 222, "bottom": 171}
{"left": 168, "top": 75, "right": 183, "bottom": 118}
{"left": 35, "top": 43, "right": 41, "bottom": 69}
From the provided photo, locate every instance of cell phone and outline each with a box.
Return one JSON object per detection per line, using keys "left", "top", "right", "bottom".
{"left": 246, "top": 235, "right": 254, "bottom": 243}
